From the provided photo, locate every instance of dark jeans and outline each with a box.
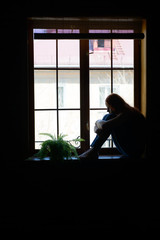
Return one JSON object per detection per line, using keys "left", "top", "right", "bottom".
{"left": 91, "top": 113, "right": 144, "bottom": 157}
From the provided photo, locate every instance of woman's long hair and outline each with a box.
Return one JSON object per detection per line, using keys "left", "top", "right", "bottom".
{"left": 105, "top": 93, "right": 139, "bottom": 113}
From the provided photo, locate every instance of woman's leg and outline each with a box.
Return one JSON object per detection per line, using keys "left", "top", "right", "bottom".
{"left": 111, "top": 130, "right": 129, "bottom": 156}
{"left": 79, "top": 113, "right": 116, "bottom": 159}
{"left": 91, "top": 113, "right": 116, "bottom": 151}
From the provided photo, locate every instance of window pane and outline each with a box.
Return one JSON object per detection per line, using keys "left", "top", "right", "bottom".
{"left": 89, "top": 30, "right": 111, "bottom": 33}
{"left": 34, "top": 29, "right": 56, "bottom": 34}
{"left": 89, "top": 40, "right": 111, "bottom": 67}
{"left": 112, "top": 30, "right": 134, "bottom": 33}
{"left": 90, "top": 70, "right": 111, "bottom": 108}
{"left": 90, "top": 110, "right": 112, "bottom": 148}
{"left": 58, "top": 40, "right": 80, "bottom": 67}
{"left": 58, "top": 29, "right": 80, "bottom": 33}
{"left": 113, "top": 70, "right": 134, "bottom": 106}
{"left": 34, "top": 70, "right": 56, "bottom": 109}
{"left": 34, "top": 40, "right": 56, "bottom": 67}
{"left": 35, "top": 111, "right": 57, "bottom": 144}
{"left": 59, "top": 110, "right": 80, "bottom": 146}
{"left": 35, "top": 142, "right": 43, "bottom": 150}
{"left": 112, "top": 40, "right": 134, "bottom": 68}
{"left": 58, "top": 70, "right": 80, "bottom": 108}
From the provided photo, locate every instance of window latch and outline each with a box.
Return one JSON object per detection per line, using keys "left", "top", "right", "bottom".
{"left": 86, "top": 122, "right": 89, "bottom": 131}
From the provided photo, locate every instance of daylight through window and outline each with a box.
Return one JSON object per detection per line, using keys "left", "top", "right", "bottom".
{"left": 29, "top": 19, "right": 142, "bottom": 154}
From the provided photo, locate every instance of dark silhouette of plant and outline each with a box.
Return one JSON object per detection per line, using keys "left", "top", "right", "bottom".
{"left": 35, "top": 133, "right": 84, "bottom": 162}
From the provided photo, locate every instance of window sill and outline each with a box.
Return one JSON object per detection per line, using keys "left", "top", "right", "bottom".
{"left": 25, "top": 154, "right": 145, "bottom": 163}
{"left": 25, "top": 155, "right": 123, "bottom": 162}
{"left": 24, "top": 155, "right": 146, "bottom": 181}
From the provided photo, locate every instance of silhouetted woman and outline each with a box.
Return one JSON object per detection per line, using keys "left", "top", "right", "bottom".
{"left": 79, "top": 93, "right": 146, "bottom": 159}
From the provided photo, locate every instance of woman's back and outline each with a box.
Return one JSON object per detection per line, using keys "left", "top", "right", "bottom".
{"left": 113, "top": 107, "right": 146, "bottom": 157}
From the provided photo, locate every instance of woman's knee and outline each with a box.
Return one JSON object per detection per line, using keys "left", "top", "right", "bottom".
{"left": 102, "top": 113, "right": 116, "bottom": 121}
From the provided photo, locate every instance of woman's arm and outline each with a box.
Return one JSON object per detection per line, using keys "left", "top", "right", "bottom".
{"left": 95, "top": 113, "right": 128, "bottom": 130}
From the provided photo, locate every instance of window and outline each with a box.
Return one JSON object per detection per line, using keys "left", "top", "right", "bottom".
{"left": 34, "top": 37, "right": 80, "bottom": 149}
{"left": 28, "top": 18, "right": 143, "bottom": 155}
{"left": 89, "top": 38, "right": 134, "bottom": 149}
{"left": 98, "top": 39, "right": 104, "bottom": 48}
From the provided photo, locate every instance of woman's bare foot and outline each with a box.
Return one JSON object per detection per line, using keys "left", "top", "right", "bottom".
{"left": 78, "top": 148, "right": 99, "bottom": 160}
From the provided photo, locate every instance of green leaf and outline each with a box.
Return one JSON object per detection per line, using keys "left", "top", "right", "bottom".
{"left": 57, "top": 134, "right": 68, "bottom": 140}
{"left": 39, "top": 133, "right": 56, "bottom": 140}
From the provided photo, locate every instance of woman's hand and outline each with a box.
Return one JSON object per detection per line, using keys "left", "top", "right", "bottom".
{"left": 95, "top": 120, "right": 106, "bottom": 129}
{"left": 94, "top": 121, "right": 104, "bottom": 136}
{"left": 94, "top": 125, "right": 103, "bottom": 136}
{"left": 94, "top": 124, "right": 99, "bottom": 133}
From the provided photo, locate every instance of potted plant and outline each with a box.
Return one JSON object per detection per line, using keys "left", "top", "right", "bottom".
{"left": 34, "top": 133, "right": 84, "bottom": 163}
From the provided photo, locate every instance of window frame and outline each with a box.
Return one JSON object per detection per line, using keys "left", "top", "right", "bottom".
{"left": 88, "top": 39, "right": 140, "bottom": 154}
{"left": 28, "top": 19, "right": 142, "bottom": 156}
{"left": 34, "top": 38, "right": 81, "bottom": 149}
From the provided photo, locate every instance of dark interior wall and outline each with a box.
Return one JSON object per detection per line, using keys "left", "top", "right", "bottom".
{"left": 1, "top": 2, "right": 159, "bottom": 164}
{"left": 1, "top": 1, "right": 160, "bottom": 232}
{"left": 146, "top": 14, "right": 160, "bottom": 160}
{"left": 1, "top": 17, "right": 28, "bottom": 164}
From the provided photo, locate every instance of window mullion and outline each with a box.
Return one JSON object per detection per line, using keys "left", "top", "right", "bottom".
{"left": 56, "top": 38, "right": 59, "bottom": 137}
{"left": 80, "top": 39, "right": 90, "bottom": 152}
{"left": 29, "top": 24, "right": 35, "bottom": 155}
{"left": 111, "top": 39, "right": 113, "bottom": 93}
{"left": 134, "top": 40, "right": 141, "bottom": 110}
{"left": 111, "top": 39, "right": 114, "bottom": 148}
